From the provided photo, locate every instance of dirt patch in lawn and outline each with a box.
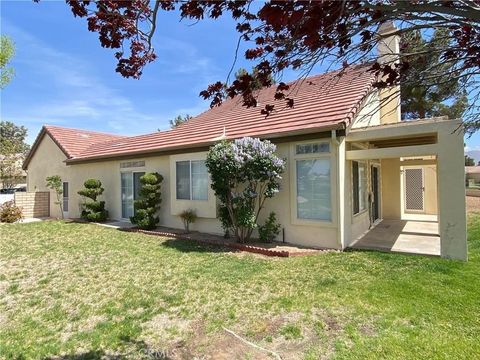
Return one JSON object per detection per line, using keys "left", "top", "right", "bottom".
{"left": 467, "top": 196, "right": 480, "bottom": 213}
{"left": 140, "top": 312, "right": 329, "bottom": 360}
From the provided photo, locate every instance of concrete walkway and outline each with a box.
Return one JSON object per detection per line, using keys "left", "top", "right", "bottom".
{"left": 350, "top": 220, "right": 440, "bottom": 256}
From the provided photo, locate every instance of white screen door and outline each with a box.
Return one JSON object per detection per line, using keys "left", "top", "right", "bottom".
{"left": 404, "top": 168, "right": 425, "bottom": 212}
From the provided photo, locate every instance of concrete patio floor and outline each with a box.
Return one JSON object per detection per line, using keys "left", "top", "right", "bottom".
{"left": 350, "top": 220, "right": 440, "bottom": 256}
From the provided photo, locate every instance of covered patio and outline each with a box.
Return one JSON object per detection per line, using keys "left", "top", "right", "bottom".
{"left": 345, "top": 117, "right": 467, "bottom": 260}
{"left": 350, "top": 219, "right": 440, "bottom": 256}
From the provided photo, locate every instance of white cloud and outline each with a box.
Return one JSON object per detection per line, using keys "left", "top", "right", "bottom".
{"left": 0, "top": 22, "right": 163, "bottom": 140}
{"left": 465, "top": 145, "right": 480, "bottom": 152}
{"left": 154, "top": 36, "right": 221, "bottom": 88}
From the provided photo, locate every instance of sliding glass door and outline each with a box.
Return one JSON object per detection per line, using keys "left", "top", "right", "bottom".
{"left": 121, "top": 172, "right": 144, "bottom": 219}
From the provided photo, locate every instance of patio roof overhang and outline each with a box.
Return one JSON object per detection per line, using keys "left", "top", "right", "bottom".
{"left": 344, "top": 117, "right": 467, "bottom": 261}
{"left": 345, "top": 117, "right": 460, "bottom": 160}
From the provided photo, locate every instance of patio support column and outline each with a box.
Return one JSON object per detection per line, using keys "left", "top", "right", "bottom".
{"left": 337, "top": 137, "right": 347, "bottom": 249}
{"left": 437, "top": 124, "right": 467, "bottom": 260}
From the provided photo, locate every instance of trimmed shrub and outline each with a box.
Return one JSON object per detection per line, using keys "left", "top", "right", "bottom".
{"left": 179, "top": 209, "right": 197, "bottom": 233}
{"left": 258, "top": 212, "right": 281, "bottom": 243}
{"left": 78, "top": 179, "right": 108, "bottom": 222}
{"left": 130, "top": 172, "right": 163, "bottom": 230}
{"left": 0, "top": 201, "right": 23, "bottom": 223}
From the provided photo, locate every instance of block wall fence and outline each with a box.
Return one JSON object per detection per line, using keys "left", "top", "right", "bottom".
{"left": 14, "top": 192, "right": 50, "bottom": 218}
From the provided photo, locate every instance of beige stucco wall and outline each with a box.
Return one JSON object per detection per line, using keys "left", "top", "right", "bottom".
{"left": 379, "top": 87, "right": 401, "bottom": 124}
{"left": 423, "top": 165, "right": 438, "bottom": 215}
{"left": 343, "top": 157, "right": 372, "bottom": 247}
{"left": 380, "top": 158, "right": 401, "bottom": 219}
{"left": 437, "top": 123, "right": 467, "bottom": 260}
{"left": 351, "top": 91, "right": 381, "bottom": 129}
{"left": 27, "top": 135, "right": 343, "bottom": 249}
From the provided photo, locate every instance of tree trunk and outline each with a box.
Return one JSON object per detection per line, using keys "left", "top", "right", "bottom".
{"left": 419, "top": 107, "right": 426, "bottom": 119}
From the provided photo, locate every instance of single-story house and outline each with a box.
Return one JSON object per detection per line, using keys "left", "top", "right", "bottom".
{"left": 23, "top": 26, "right": 467, "bottom": 260}
{"left": 466, "top": 166, "right": 480, "bottom": 186}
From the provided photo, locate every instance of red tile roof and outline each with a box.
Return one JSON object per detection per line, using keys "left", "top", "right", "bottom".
{"left": 25, "top": 65, "right": 375, "bottom": 167}
{"left": 466, "top": 166, "right": 480, "bottom": 174}
{"left": 44, "top": 126, "right": 127, "bottom": 158}
{"left": 23, "top": 126, "right": 126, "bottom": 169}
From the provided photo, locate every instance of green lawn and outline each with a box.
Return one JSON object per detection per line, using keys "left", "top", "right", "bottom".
{"left": 1, "top": 217, "right": 480, "bottom": 359}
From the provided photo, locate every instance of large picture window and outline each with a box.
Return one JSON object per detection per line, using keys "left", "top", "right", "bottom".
{"left": 352, "top": 161, "right": 367, "bottom": 215}
{"left": 294, "top": 142, "right": 332, "bottom": 222}
{"left": 176, "top": 160, "right": 208, "bottom": 200}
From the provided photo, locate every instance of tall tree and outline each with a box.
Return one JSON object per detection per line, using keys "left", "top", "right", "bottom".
{"left": 61, "top": 1, "right": 480, "bottom": 127}
{"left": 465, "top": 155, "right": 476, "bottom": 166}
{"left": 235, "top": 67, "right": 276, "bottom": 91}
{"left": 169, "top": 114, "right": 192, "bottom": 129}
{"left": 401, "top": 29, "right": 468, "bottom": 120}
{"left": 0, "top": 121, "right": 29, "bottom": 189}
{"left": 0, "top": 35, "right": 15, "bottom": 89}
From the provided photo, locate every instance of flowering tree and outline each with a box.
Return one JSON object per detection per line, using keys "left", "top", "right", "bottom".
{"left": 206, "top": 137, "right": 285, "bottom": 243}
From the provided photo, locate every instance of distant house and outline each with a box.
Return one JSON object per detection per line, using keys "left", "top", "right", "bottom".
{"left": 0, "top": 153, "right": 27, "bottom": 189}
{"left": 466, "top": 166, "right": 480, "bottom": 186}
{"left": 23, "top": 24, "right": 467, "bottom": 260}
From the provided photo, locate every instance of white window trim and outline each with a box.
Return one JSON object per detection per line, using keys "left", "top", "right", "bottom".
{"left": 352, "top": 160, "right": 368, "bottom": 218}
{"left": 169, "top": 152, "right": 217, "bottom": 219}
{"left": 290, "top": 139, "right": 337, "bottom": 227}
{"left": 175, "top": 160, "right": 208, "bottom": 201}
{"left": 62, "top": 181, "right": 69, "bottom": 215}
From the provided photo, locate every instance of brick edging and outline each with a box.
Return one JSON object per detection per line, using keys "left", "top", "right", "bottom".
{"left": 122, "top": 228, "right": 291, "bottom": 257}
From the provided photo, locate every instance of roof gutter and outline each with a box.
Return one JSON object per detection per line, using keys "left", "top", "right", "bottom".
{"left": 65, "top": 124, "right": 346, "bottom": 165}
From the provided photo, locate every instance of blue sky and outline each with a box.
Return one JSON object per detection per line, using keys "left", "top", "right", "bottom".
{"left": 1, "top": 1, "right": 479, "bottom": 151}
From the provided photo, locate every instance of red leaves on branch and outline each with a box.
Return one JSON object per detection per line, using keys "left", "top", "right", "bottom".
{"left": 245, "top": 47, "right": 264, "bottom": 60}
{"left": 65, "top": 0, "right": 165, "bottom": 78}
{"left": 446, "top": 25, "right": 480, "bottom": 68}
{"left": 199, "top": 81, "right": 226, "bottom": 108}
{"left": 59, "top": 0, "right": 478, "bottom": 117}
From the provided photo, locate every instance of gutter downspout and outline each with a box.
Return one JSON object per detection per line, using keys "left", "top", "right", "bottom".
{"left": 331, "top": 129, "right": 340, "bottom": 146}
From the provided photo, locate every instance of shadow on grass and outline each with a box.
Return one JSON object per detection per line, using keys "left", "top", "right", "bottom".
{"left": 160, "top": 238, "right": 237, "bottom": 254}
{"left": 41, "top": 338, "right": 174, "bottom": 360}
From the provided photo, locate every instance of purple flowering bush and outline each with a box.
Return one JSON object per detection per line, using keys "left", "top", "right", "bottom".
{"left": 206, "top": 137, "right": 285, "bottom": 243}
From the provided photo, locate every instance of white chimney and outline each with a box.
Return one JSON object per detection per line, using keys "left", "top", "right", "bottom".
{"left": 378, "top": 21, "right": 400, "bottom": 64}
{"left": 377, "top": 21, "right": 401, "bottom": 124}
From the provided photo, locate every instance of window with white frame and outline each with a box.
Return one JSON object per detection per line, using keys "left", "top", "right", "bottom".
{"left": 352, "top": 161, "right": 367, "bottom": 214}
{"left": 62, "top": 182, "right": 69, "bottom": 213}
{"left": 294, "top": 142, "right": 332, "bottom": 221}
{"left": 176, "top": 160, "right": 208, "bottom": 200}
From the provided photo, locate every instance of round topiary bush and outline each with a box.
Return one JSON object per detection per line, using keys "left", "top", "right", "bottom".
{"left": 78, "top": 179, "right": 108, "bottom": 222}
{"left": 130, "top": 172, "right": 163, "bottom": 230}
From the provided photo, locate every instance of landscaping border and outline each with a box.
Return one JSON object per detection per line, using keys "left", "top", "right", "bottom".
{"left": 121, "top": 228, "right": 324, "bottom": 257}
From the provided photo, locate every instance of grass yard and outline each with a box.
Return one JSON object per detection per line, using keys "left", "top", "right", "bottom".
{"left": 1, "top": 217, "right": 480, "bottom": 360}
